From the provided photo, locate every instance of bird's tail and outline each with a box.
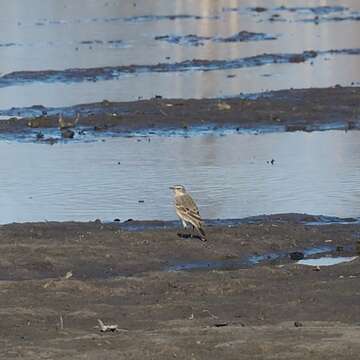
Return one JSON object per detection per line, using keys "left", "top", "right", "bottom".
{"left": 197, "top": 226, "right": 207, "bottom": 241}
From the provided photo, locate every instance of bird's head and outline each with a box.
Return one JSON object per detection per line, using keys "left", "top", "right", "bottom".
{"left": 169, "top": 184, "right": 186, "bottom": 194}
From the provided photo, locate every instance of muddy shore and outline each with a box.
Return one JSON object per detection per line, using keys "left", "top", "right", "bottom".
{"left": 1, "top": 87, "right": 360, "bottom": 136}
{"left": 1, "top": 214, "right": 360, "bottom": 359}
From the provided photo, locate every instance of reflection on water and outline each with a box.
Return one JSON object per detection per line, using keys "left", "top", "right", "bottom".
{"left": 0, "top": 130, "right": 360, "bottom": 224}
{"left": 0, "top": 0, "right": 360, "bottom": 107}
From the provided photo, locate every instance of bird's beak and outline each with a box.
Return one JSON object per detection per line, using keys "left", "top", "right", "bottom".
{"left": 169, "top": 186, "right": 175, "bottom": 190}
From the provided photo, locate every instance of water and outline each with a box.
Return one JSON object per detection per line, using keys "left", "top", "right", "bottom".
{"left": 167, "top": 245, "right": 336, "bottom": 272}
{"left": 1, "top": 129, "right": 360, "bottom": 224}
{"left": 297, "top": 256, "right": 358, "bottom": 266}
{"left": 0, "top": 0, "right": 360, "bottom": 108}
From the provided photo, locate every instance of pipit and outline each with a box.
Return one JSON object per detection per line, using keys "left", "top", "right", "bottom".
{"left": 170, "top": 185, "right": 207, "bottom": 241}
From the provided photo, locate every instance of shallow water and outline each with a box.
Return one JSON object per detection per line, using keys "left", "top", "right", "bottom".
{"left": 167, "top": 244, "right": 336, "bottom": 272}
{"left": 1, "top": 129, "right": 360, "bottom": 223}
{"left": 297, "top": 256, "right": 358, "bottom": 266}
{"left": 0, "top": 0, "right": 360, "bottom": 108}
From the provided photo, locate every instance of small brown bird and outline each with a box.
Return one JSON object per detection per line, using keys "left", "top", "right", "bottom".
{"left": 58, "top": 113, "right": 80, "bottom": 130}
{"left": 170, "top": 185, "right": 207, "bottom": 241}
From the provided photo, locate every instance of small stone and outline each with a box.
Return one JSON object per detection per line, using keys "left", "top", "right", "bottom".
{"left": 94, "top": 126, "right": 101, "bottom": 131}
{"left": 251, "top": 6, "right": 267, "bottom": 12}
{"left": 61, "top": 129, "right": 75, "bottom": 139}
{"left": 36, "top": 132, "right": 44, "bottom": 140}
{"left": 43, "top": 137, "right": 58, "bottom": 145}
{"left": 214, "top": 323, "right": 228, "bottom": 327}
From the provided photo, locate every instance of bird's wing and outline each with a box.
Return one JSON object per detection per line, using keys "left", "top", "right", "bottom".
{"left": 176, "top": 194, "right": 203, "bottom": 222}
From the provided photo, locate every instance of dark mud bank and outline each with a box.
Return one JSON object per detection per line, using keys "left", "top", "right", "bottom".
{"left": 0, "top": 87, "right": 360, "bottom": 137}
{"left": 1, "top": 48, "right": 359, "bottom": 88}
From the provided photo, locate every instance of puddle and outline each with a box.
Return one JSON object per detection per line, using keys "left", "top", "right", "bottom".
{"left": 0, "top": 0, "right": 360, "bottom": 107}
{"left": 0, "top": 130, "right": 360, "bottom": 223}
{"left": 167, "top": 244, "right": 344, "bottom": 272}
{"left": 298, "top": 256, "right": 358, "bottom": 267}
{"left": 167, "top": 259, "right": 249, "bottom": 272}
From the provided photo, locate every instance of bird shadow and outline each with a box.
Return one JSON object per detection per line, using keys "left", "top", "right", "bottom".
{"left": 177, "top": 232, "right": 204, "bottom": 241}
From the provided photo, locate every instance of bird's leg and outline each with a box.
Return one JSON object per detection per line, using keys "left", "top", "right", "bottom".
{"left": 190, "top": 225, "right": 197, "bottom": 239}
{"left": 177, "top": 220, "right": 191, "bottom": 239}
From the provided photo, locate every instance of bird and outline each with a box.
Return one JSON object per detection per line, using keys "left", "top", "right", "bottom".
{"left": 58, "top": 113, "right": 80, "bottom": 130}
{"left": 61, "top": 128, "right": 75, "bottom": 139}
{"left": 169, "top": 185, "right": 207, "bottom": 241}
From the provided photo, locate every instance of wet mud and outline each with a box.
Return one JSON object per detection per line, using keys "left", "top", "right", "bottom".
{"left": 271, "top": 5, "right": 348, "bottom": 15}
{"left": 1, "top": 214, "right": 360, "bottom": 359}
{"left": 1, "top": 48, "right": 360, "bottom": 88}
{"left": 294, "top": 13, "right": 360, "bottom": 24}
{"left": 0, "top": 87, "right": 359, "bottom": 139}
{"left": 234, "top": 5, "right": 360, "bottom": 24}
{"left": 0, "top": 39, "right": 126, "bottom": 49}
{"left": 225, "top": 5, "right": 348, "bottom": 15}
{"left": 155, "top": 31, "right": 277, "bottom": 46}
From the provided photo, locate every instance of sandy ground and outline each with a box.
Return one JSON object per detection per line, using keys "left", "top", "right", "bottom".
{"left": 1, "top": 87, "right": 360, "bottom": 135}
{"left": 1, "top": 215, "right": 360, "bottom": 359}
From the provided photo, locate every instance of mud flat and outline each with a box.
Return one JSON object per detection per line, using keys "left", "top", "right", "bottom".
{"left": 0, "top": 86, "right": 359, "bottom": 137}
{"left": 0, "top": 214, "right": 360, "bottom": 359}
